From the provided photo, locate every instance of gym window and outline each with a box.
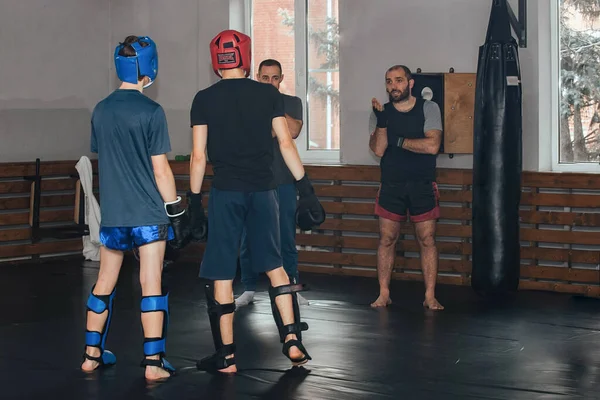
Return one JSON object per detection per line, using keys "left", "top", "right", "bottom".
{"left": 551, "top": 0, "right": 600, "bottom": 172}
{"left": 246, "top": 0, "right": 341, "bottom": 164}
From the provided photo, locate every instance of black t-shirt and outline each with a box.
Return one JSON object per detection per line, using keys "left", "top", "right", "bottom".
{"left": 379, "top": 98, "right": 442, "bottom": 183}
{"left": 190, "top": 78, "right": 285, "bottom": 191}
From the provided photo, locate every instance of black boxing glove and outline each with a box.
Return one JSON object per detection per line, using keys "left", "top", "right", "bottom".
{"left": 187, "top": 191, "right": 208, "bottom": 242}
{"left": 295, "top": 174, "right": 326, "bottom": 231}
{"left": 164, "top": 196, "right": 192, "bottom": 249}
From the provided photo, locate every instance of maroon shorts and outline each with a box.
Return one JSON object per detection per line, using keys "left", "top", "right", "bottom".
{"left": 374, "top": 181, "right": 440, "bottom": 223}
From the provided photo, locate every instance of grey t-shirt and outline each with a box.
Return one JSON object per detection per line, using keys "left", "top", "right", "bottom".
{"left": 272, "top": 94, "right": 303, "bottom": 186}
{"left": 369, "top": 99, "right": 443, "bottom": 134}
{"left": 91, "top": 90, "right": 171, "bottom": 227}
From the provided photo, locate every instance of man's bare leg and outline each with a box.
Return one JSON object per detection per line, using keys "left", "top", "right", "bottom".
{"left": 138, "top": 240, "right": 173, "bottom": 380}
{"left": 81, "top": 246, "right": 123, "bottom": 371}
{"left": 371, "top": 217, "right": 401, "bottom": 308}
{"left": 213, "top": 279, "right": 237, "bottom": 373}
{"left": 414, "top": 220, "right": 444, "bottom": 310}
{"left": 265, "top": 266, "right": 307, "bottom": 363}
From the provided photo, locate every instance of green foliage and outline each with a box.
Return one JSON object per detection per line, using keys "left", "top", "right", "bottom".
{"left": 278, "top": 8, "right": 339, "bottom": 108}
{"left": 559, "top": 0, "right": 600, "bottom": 160}
{"left": 564, "top": 0, "right": 600, "bottom": 18}
{"left": 560, "top": 1, "right": 600, "bottom": 116}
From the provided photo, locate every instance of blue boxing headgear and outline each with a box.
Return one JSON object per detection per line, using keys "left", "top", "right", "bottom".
{"left": 114, "top": 36, "right": 158, "bottom": 88}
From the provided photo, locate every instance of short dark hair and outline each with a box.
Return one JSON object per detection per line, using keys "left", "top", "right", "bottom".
{"left": 386, "top": 65, "right": 412, "bottom": 81}
{"left": 258, "top": 59, "right": 282, "bottom": 75}
{"left": 118, "top": 36, "right": 150, "bottom": 80}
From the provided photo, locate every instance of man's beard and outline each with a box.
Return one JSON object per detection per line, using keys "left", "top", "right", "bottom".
{"left": 388, "top": 87, "right": 410, "bottom": 103}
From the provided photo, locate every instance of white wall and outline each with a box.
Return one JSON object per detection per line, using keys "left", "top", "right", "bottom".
{"left": 0, "top": 0, "right": 228, "bottom": 163}
{"left": 537, "top": 1, "right": 553, "bottom": 172}
{"left": 110, "top": 0, "right": 227, "bottom": 158}
{"left": 339, "top": 0, "right": 544, "bottom": 171}
{"left": 0, "top": 0, "right": 110, "bottom": 163}
{"left": 0, "top": 0, "right": 553, "bottom": 171}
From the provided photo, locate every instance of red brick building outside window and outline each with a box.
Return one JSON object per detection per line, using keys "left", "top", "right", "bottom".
{"left": 251, "top": 0, "right": 340, "bottom": 151}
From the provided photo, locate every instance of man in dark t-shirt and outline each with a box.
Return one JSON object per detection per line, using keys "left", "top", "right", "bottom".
{"left": 81, "top": 36, "right": 190, "bottom": 381}
{"left": 236, "top": 59, "right": 309, "bottom": 307}
{"left": 188, "top": 30, "right": 324, "bottom": 374}
{"left": 369, "top": 65, "right": 444, "bottom": 311}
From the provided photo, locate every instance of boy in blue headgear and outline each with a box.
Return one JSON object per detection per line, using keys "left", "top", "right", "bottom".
{"left": 80, "top": 35, "right": 191, "bottom": 381}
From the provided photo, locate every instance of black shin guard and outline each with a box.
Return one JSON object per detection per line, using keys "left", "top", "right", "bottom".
{"left": 269, "top": 283, "right": 312, "bottom": 364}
{"left": 196, "top": 284, "right": 236, "bottom": 372}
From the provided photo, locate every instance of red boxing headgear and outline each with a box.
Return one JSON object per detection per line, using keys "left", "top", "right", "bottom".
{"left": 209, "top": 30, "right": 251, "bottom": 78}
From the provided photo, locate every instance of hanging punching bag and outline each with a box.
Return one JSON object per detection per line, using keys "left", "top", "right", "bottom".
{"left": 471, "top": 0, "right": 523, "bottom": 298}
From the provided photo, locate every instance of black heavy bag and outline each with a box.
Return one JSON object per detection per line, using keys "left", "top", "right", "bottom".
{"left": 471, "top": 0, "right": 523, "bottom": 297}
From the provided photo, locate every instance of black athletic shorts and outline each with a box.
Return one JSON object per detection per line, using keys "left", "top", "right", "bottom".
{"left": 375, "top": 181, "right": 440, "bottom": 222}
{"left": 199, "top": 187, "right": 282, "bottom": 280}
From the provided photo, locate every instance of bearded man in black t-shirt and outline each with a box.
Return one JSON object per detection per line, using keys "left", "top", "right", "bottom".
{"left": 369, "top": 65, "right": 444, "bottom": 311}
{"left": 236, "top": 58, "right": 310, "bottom": 308}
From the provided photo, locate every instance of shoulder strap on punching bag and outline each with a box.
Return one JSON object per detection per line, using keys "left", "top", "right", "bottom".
{"left": 486, "top": 0, "right": 514, "bottom": 43}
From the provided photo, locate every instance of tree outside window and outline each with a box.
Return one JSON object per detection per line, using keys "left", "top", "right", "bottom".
{"left": 251, "top": 0, "right": 340, "bottom": 152}
{"left": 559, "top": 0, "right": 600, "bottom": 163}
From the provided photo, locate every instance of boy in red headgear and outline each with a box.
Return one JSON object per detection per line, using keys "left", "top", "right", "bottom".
{"left": 187, "top": 29, "right": 325, "bottom": 373}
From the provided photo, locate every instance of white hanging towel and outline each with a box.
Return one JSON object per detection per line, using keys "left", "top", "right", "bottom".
{"left": 75, "top": 156, "right": 101, "bottom": 261}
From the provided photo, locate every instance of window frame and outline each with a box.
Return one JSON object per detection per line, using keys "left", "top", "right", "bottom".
{"left": 550, "top": 0, "right": 600, "bottom": 173}
{"left": 243, "top": 0, "right": 341, "bottom": 165}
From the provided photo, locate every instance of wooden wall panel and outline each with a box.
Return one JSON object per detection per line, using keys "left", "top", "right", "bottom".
{"left": 1, "top": 160, "right": 599, "bottom": 297}
{"left": 0, "top": 159, "right": 99, "bottom": 260}
{"left": 443, "top": 73, "right": 476, "bottom": 154}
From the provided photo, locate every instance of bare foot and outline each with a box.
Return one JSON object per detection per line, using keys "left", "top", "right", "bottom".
{"left": 81, "top": 359, "right": 100, "bottom": 372}
{"left": 197, "top": 352, "right": 237, "bottom": 374}
{"left": 218, "top": 355, "right": 237, "bottom": 374}
{"left": 370, "top": 294, "right": 392, "bottom": 308}
{"left": 145, "top": 365, "right": 172, "bottom": 381}
{"left": 285, "top": 335, "right": 308, "bottom": 366}
{"left": 81, "top": 347, "right": 100, "bottom": 372}
{"left": 423, "top": 297, "right": 444, "bottom": 310}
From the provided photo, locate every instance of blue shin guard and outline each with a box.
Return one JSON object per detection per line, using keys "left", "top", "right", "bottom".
{"left": 83, "top": 286, "right": 117, "bottom": 367}
{"left": 139, "top": 291, "right": 175, "bottom": 375}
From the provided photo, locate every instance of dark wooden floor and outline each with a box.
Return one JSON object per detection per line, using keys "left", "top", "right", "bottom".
{"left": 0, "top": 257, "right": 599, "bottom": 400}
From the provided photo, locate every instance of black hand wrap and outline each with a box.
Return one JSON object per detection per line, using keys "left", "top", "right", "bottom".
{"left": 396, "top": 136, "right": 405, "bottom": 148}
{"left": 187, "top": 191, "right": 208, "bottom": 242}
{"left": 164, "top": 196, "right": 191, "bottom": 249}
{"left": 373, "top": 105, "right": 388, "bottom": 128}
{"left": 295, "top": 174, "right": 326, "bottom": 231}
